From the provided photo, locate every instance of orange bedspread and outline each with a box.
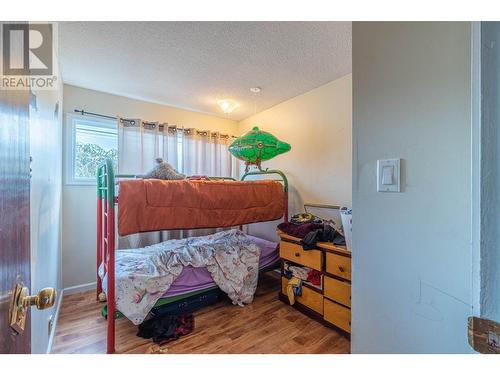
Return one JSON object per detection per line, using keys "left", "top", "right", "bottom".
{"left": 117, "top": 179, "right": 285, "bottom": 236}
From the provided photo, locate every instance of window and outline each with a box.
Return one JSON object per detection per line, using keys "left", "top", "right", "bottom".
{"left": 66, "top": 114, "right": 117, "bottom": 185}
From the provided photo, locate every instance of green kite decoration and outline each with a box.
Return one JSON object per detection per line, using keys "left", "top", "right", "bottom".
{"left": 229, "top": 126, "right": 291, "bottom": 171}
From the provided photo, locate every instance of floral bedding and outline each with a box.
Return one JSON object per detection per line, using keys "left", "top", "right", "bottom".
{"left": 100, "top": 229, "right": 261, "bottom": 324}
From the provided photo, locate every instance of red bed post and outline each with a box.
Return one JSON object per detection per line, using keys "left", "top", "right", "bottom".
{"left": 98, "top": 159, "right": 117, "bottom": 354}
{"left": 106, "top": 201, "right": 116, "bottom": 354}
{"left": 96, "top": 197, "right": 103, "bottom": 300}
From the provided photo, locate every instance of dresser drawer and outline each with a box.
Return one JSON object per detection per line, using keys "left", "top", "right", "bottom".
{"left": 280, "top": 241, "right": 322, "bottom": 270}
{"left": 281, "top": 277, "right": 323, "bottom": 314}
{"left": 324, "top": 276, "right": 351, "bottom": 307}
{"left": 324, "top": 299, "right": 351, "bottom": 333}
{"left": 325, "top": 252, "right": 351, "bottom": 280}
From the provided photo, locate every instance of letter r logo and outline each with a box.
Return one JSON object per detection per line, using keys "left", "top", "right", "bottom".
{"left": 2, "top": 23, "right": 53, "bottom": 76}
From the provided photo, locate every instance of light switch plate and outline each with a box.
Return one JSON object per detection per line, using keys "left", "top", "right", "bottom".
{"left": 377, "top": 159, "right": 400, "bottom": 192}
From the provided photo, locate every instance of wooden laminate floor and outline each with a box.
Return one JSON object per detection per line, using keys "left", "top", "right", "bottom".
{"left": 52, "top": 272, "right": 350, "bottom": 354}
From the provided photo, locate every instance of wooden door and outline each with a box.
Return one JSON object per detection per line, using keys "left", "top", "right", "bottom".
{"left": 0, "top": 89, "right": 31, "bottom": 353}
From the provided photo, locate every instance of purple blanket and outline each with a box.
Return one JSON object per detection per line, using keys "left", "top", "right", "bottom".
{"left": 162, "top": 235, "right": 279, "bottom": 298}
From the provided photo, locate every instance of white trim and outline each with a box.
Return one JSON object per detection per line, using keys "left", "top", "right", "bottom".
{"left": 63, "top": 281, "right": 97, "bottom": 296}
{"left": 64, "top": 113, "right": 117, "bottom": 186}
{"left": 46, "top": 289, "right": 64, "bottom": 354}
{"left": 471, "top": 21, "right": 481, "bottom": 317}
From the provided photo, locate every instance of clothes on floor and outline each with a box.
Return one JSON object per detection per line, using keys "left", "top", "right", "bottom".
{"left": 137, "top": 314, "right": 194, "bottom": 344}
{"left": 286, "top": 277, "right": 302, "bottom": 305}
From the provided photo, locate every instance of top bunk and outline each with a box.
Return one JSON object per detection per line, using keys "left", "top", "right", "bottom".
{"left": 97, "top": 158, "right": 289, "bottom": 236}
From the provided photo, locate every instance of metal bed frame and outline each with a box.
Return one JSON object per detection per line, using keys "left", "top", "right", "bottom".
{"left": 96, "top": 158, "right": 288, "bottom": 353}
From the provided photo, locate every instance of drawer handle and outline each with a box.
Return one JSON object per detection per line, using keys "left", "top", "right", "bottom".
{"left": 294, "top": 252, "right": 301, "bottom": 257}
{"left": 338, "top": 266, "right": 345, "bottom": 273}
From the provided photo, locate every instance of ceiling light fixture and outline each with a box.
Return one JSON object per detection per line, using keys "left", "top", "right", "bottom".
{"left": 217, "top": 99, "right": 240, "bottom": 114}
{"left": 250, "top": 87, "right": 262, "bottom": 116}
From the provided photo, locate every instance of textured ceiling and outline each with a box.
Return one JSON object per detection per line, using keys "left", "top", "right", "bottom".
{"left": 59, "top": 22, "right": 351, "bottom": 121}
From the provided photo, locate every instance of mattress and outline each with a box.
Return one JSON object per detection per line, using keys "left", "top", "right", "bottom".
{"left": 101, "top": 234, "right": 280, "bottom": 300}
{"left": 117, "top": 179, "right": 284, "bottom": 236}
{"left": 162, "top": 235, "right": 279, "bottom": 298}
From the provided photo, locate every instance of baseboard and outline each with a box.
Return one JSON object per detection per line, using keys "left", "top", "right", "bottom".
{"left": 46, "top": 288, "right": 64, "bottom": 354}
{"left": 63, "top": 281, "right": 96, "bottom": 296}
{"left": 46, "top": 282, "right": 96, "bottom": 353}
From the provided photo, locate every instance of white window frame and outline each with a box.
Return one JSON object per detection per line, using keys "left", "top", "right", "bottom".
{"left": 65, "top": 113, "right": 117, "bottom": 185}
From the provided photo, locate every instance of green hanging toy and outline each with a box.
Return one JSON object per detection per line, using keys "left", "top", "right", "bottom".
{"left": 229, "top": 126, "right": 291, "bottom": 172}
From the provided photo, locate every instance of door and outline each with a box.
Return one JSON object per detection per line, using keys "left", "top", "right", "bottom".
{"left": 0, "top": 89, "right": 31, "bottom": 353}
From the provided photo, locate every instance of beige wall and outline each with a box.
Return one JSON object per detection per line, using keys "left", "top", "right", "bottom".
{"left": 62, "top": 85, "right": 238, "bottom": 289}
{"left": 239, "top": 74, "right": 352, "bottom": 241}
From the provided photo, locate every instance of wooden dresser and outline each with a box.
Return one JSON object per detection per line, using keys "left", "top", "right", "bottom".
{"left": 278, "top": 231, "right": 351, "bottom": 335}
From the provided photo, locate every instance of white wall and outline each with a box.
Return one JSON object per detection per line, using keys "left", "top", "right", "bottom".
{"left": 62, "top": 85, "right": 239, "bottom": 289}
{"left": 30, "top": 81, "right": 63, "bottom": 352}
{"left": 238, "top": 75, "right": 352, "bottom": 241}
{"left": 352, "top": 22, "right": 473, "bottom": 353}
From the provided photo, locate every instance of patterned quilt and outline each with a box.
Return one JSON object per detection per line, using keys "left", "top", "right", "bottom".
{"left": 100, "top": 229, "right": 261, "bottom": 324}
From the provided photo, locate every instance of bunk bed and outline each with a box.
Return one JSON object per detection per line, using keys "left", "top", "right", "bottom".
{"left": 96, "top": 158, "right": 289, "bottom": 353}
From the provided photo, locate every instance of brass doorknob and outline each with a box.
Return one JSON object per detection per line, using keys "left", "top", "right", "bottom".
{"left": 19, "top": 287, "right": 56, "bottom": 310}
{"left": 9, "top": 284, "right": 56, "bottom": 334}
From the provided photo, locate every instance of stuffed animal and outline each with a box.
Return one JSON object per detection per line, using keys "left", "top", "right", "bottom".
{"left": 143, "top": 158, "right": 186, "bottom": 180}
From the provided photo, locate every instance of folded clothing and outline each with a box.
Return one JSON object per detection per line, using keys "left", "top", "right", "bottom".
{"left": 137, "top": 314, "right": 194, "bottom": 344}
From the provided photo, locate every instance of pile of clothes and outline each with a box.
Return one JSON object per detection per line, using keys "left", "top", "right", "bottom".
{"left": 277, "top": 217, "right": 345, "bottom": 250}
{"left": 283, "top": 262, "right": 322, "bottom": 286}
{"left": 137, "top": 314, "right": 194, "bottom": 344}
{"left": 279, "top": 211, "right": 346, "bottom": 306}
{"left": 283, "top": 261, "right": 322, "bottom": 305}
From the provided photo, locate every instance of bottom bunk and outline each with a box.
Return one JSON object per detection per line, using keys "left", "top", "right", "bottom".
{"left": 99, "top": 233, "right": 280, "bottom": 322}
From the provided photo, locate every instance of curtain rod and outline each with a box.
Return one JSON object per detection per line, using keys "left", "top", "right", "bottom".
{"left": 74, "top": 109, "right": 117, "bottom": 120}
{"left": 74, "top": 108, "right": 237, "bottom": 138}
